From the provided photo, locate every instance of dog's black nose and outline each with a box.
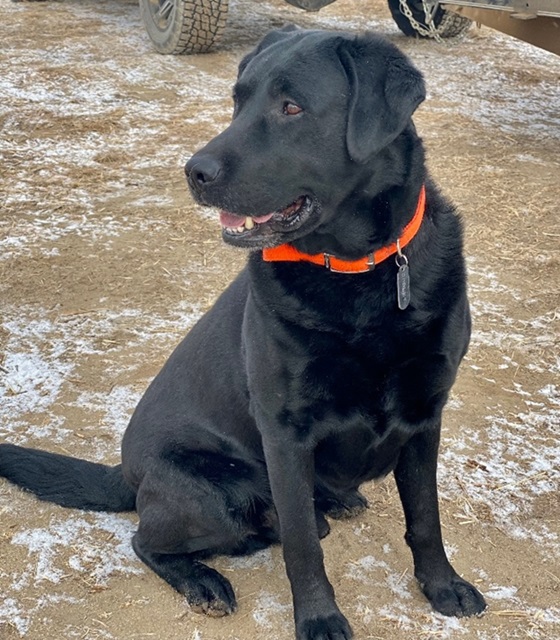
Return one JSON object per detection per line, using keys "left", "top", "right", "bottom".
{"left": 185, "top": 155, "right": 221, "bottom": 186}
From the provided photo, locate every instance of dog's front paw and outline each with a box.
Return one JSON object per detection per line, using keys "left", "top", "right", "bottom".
{"left": 422, "top": 576, "right": 487, "bottom": 618}
{"left": 296, "top": 612, "right": 353, "bottom": 640}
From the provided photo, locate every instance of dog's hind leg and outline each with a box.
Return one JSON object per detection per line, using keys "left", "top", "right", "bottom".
{"left": 132, "top": 532, "right": 237, "bottom": 616}
{"left": 130, "top": 455, "right": 274, "bottom": 616}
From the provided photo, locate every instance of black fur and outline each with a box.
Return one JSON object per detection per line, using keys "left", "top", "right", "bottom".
{"left": 0, "top": 28, "right": 486, "bottom": 640}
{"left": 0, "top": 444, "right": 135, "bottom": 511}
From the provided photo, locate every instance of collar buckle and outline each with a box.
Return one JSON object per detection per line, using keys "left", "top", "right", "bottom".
{"left": 323, "top": 253, "right": 376, "bottom": 274}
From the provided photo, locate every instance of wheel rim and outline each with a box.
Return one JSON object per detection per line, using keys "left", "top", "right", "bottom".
{"left": 145, "top": 0, "right": 177, "bottom": 33}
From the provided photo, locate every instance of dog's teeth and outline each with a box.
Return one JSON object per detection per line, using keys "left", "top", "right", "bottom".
{"left": 224, "top": 224, "right": 250, "bottom": 235}
{"left": 245, "top": 217, "right": 255, "bottom": 230}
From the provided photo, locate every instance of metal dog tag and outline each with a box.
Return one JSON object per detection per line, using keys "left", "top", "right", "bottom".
{"left": 397, "top": 263, "right": 410, "bottom": 310}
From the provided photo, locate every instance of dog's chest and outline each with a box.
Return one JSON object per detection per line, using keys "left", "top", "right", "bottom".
{"left": 277, "top": 332, "right": 413, "bottom": 435}
{"left": 247, "top": 268, "right": 457, "bottom": 456}
{"left": 294, "top": 344, "right": 420, "bottom": 484}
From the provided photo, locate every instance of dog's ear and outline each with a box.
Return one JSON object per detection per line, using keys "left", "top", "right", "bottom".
{"left": 237, "top": 25, "right": 300, "bottom": 79}
{"left": 338, "top": 35, "right": 426, "bottom": 163}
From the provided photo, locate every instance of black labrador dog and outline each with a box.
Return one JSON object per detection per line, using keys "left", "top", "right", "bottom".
{"left": 0, "top": 28, "right": 486, "bottom": 640}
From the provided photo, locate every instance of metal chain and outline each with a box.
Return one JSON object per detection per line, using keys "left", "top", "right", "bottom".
{"left": 398, "top": 0, "right": 445, "bottom": 44}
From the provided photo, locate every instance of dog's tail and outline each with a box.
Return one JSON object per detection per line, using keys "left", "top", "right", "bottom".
{"left": 0, "top": 443, "right": 136, "bottom": 512}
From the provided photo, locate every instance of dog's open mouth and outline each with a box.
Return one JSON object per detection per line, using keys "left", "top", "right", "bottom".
{"left": 219, "top": 196, "right": 315, "bottom": 247}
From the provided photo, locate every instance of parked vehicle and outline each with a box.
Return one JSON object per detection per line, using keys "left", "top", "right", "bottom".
{"left": 435, "top": 0, "right": 560, "bottom": 54}
{"left": 139, "top": 0, "right": 471, "bottom": 54}
{"left": 139, "top": 0, "right": 559, "bottom": 55}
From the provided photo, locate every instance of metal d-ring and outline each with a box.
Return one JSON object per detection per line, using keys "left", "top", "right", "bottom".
{"left": 395, "top": 239, "right": 409, "bottom": 267}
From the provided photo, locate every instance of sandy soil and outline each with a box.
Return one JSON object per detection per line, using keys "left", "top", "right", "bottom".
{"left": 0, "top": 0, "right": 559, "bottom": 639}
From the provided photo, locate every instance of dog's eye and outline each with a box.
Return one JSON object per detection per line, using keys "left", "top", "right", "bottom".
{"left": 283, "top": 102, "right": 303, "bottom": 116}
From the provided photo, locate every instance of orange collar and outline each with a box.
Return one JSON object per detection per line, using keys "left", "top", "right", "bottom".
{"left": 262, "top": 185, "right": 426, "bottom": 274}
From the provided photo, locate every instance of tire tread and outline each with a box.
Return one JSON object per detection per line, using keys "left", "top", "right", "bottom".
{"left": 140, "top": 0, "right": 229, "bottom": 55}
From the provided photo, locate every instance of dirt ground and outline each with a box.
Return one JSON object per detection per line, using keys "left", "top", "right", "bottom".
{"left": 0, "top": 0, "right": 559, "bottom": 639}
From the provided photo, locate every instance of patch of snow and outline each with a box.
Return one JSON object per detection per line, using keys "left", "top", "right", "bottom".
{"left": 1, "top": 303, "right": 202, "bottom": 445}
{"left": 486, "top": 585, "right": 519, "bottom": 601}
{"left": 441, "top": 397, "right": 560, "bottom": 554}
{"left": 225, "top": 548, "right": 274, "bottom": 571}
{"left": 252, "top": 591, "right": 291, "bottom": 629}
{"left": 0, "top": 593, "right": 81, "bottom": 636}
{"left": 11, "top": 513, "right": 140, "bottom": 586}
{"left": 375, "top": 599, "right": 468, "bottom": 638}
{"left": 345, "top": 555, "right": 390, "bottom": 584}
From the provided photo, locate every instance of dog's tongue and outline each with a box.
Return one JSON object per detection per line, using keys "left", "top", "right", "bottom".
{"left": 219, "top": 210, "right": 274, "bottom": 227}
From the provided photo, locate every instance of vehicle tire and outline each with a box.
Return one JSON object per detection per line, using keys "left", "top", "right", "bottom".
{"left": 140, "top": 0, "right": 229, "bottom": 54}
{"left": 387, "top": 0, "right": 472, "bottom": 38}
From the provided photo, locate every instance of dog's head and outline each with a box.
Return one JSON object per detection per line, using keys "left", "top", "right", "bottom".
{"left": 185, "top": 27, "right": 425, "bottom": 251}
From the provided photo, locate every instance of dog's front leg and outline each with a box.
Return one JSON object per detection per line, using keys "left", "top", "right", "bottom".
{"left": 394, "top": 426, "right": 487, "bottom": 617}
{"left": 262, "top": 436, "right": 353, "bottom": 640}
